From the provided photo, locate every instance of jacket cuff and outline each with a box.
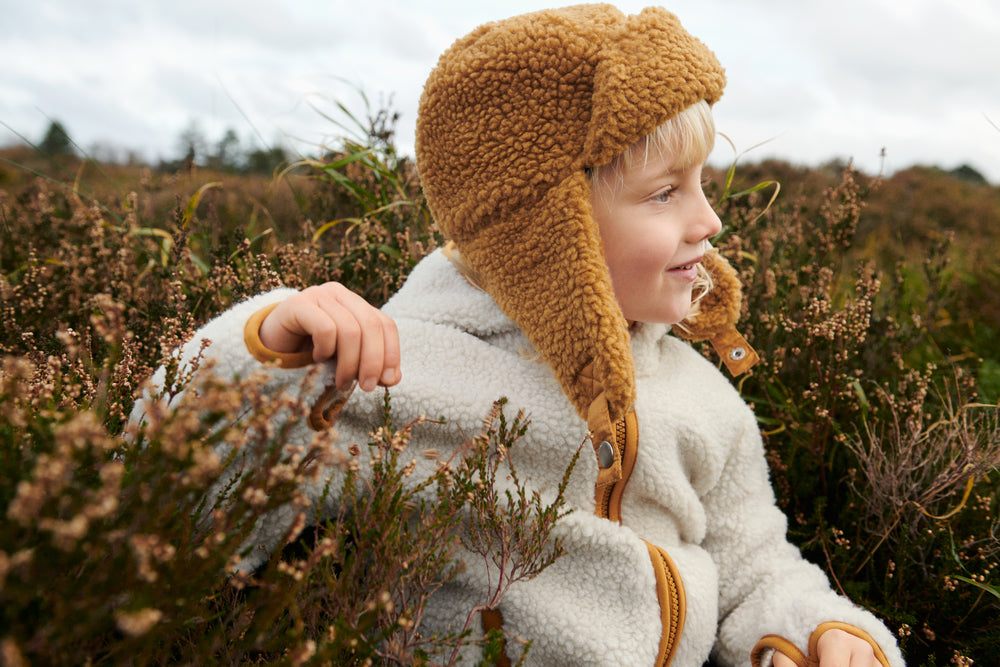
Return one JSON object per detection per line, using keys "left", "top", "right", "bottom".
{"left": 751, "top": 622, "right": 892, "bottom": 667}
{"left": 244, "top": 302, "right": 314, "bottom": 369}
{"left": 751, "top": 634, "right": 806, "bottom": 667}
{"left": 244, "top": 302, "right": 353, "bottom": 431}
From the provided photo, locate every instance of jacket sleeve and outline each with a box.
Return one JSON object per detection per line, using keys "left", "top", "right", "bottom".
{"left": 699, "top": 410, "right": 905, "bottom": 667}
{"left": 130, "top": 288, "right": 308, "bottom": 413}
{"left": 128, "top": 288, "right": 349, "bottom": 571}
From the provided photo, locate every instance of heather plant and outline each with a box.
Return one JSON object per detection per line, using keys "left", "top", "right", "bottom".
{"left": 3, "top": 91, "right": 1000, "bottom": 663}
{"left": 0, "top": 340, "right": 332, "bottom": 664}
{"left": 0, "top": 337, "right": 570, "bottom": 664}
{"left": 301, "top": 92, "right": 442, "bottom": 306}
{"left": 707, "top": 163, "right": 1000, "bottom": 665}
{"left": 450, "top": 399, "right": 581, "bottom": 665}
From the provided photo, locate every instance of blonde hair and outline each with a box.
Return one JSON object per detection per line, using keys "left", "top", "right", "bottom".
{"left": 588, "top": 99, "right": 718, "bottom": 319}
{"left": 589, "top": 99, "right": 716, "bottom": 187}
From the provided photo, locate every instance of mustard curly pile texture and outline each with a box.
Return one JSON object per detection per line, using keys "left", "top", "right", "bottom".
{"left": 416, "top": 4, "right": 726, "bottom": 420}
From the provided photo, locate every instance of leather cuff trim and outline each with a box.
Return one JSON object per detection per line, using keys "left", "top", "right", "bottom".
{"left": 752, "top": 622, "right": 892, "bottom": 667}
{"left": 244, "top": 302, "right": 314, "bottom": 369}
{"left": 752, "top": 635, "right": 807, "bottom": 667}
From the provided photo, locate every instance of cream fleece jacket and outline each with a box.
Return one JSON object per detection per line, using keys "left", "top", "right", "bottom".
{"left": 131, "top": 250, "right": 904, "bottom": 667}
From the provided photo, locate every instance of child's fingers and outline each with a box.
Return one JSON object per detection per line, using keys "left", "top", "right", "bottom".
{"left": 258, "top": 293, "right": 330, "bottom": 355}
{"left": 319, "top": 297, "right": 373, "bottom": 391}
{"left": 303, "top": 296, "right": 352, "bottom": 362}
{"left": 328, "top": 291, "right": 400, "bottom": 391}
{"left": 376, "top": 312, "right": 401, "bottom": 386}
{"left": 259, "top": 283, "right": 402, "bottom": 391}
{"left": 772, "top": 651, "right": 796, "bottom": 667}
{"left": 286, "top": 304, "right": 340, "bottom": 358}
{"left": 313, "top": 286, "right": 401, "bottom": 392}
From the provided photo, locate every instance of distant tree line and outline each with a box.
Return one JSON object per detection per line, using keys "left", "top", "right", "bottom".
{"left": 35, "top": 119, "right": 291, "bottom": 175}
{"left": 32, "top": 119, "right": 992, "bottom": 185}
{"left": 159, "top": 120, "right": 290, "bottom": 175}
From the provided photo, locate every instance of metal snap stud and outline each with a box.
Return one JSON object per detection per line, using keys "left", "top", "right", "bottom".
{"left": 597, "top": 440, "right": 614, "bottom": 468}
{"left": 729, "top": 347, "right": 747, "bottom": 361}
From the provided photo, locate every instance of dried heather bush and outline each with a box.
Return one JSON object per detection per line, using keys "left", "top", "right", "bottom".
{"left": 276, "top": 394, "right": 470, "bottom": 666}
{"left": 0, "top": 352, "right": 333, "bottom": 665}
{"left": 448, "top": 399, "right": 580, "bottom": 666}
{"left": 847, "top": 386, "right": 1000, "bottom": 540}
{"left": 0, "top": 334, "right": 574, "bottom": 665}
{"left": 707, "top": 161, "right": 1000, "bottom": 665}
{"left": 271, "top": 394, "right": 576, "bottom": 666}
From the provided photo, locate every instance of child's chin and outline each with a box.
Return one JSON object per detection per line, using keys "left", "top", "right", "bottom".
{"left": 620, "top": 294, "right": 693, "bottom": 326}
{"left": 664, "top": 301, "right": 694, "bottom": 326}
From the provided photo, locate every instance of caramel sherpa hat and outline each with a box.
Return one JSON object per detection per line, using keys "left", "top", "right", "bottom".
{"left": 416, "top": 4, "right": 756, "bottom": 434}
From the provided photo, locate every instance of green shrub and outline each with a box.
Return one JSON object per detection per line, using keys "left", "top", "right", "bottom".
{"left": 708, "top": 163, "right": 1000, "bottom": 666}
{"left": 302, "top": 93, "right": 442, "bottom": 306}
{"left": 2, "top": 96, "right": 998, "bottom": 664}
{"left": 0, "top": 100, "right": 560, "bottom": 664}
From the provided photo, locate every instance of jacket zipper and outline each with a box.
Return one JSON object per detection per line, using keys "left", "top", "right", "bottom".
{"left": 595, "top": 410, "right": 639, "bottom": 521}
{"left": 593, "top": 410, "right": 685, "bottom": 667}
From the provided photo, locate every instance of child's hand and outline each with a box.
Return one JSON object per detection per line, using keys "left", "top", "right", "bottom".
{"left": 773, "top": 628, "right": 881, "bottom": 667}
{"left": 259, "top": 282, "right": 401, "bottom": 392}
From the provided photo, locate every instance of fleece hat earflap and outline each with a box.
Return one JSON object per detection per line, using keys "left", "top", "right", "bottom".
{"left": 416, "top": 4, "right": 748, "bottom": 430}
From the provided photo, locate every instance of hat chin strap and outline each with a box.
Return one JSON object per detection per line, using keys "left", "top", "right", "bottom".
{"left": 579, "top": 361, "right": 623, "bottom": 488}
{"left": 674, "top": 248, "right": 760, "bottom": 376}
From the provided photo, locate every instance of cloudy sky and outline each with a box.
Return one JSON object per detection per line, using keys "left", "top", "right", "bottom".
{"left": 3, "top": 0, "right": 998, "bottom": 182}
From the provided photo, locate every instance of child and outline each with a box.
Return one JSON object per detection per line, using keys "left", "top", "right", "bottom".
{"left": 134, "top": 5, "right": 905, "bottom": 666}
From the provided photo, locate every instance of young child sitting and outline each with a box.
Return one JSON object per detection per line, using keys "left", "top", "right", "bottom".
{"left": 134, "top": 5, "right": 905, "bottom": 666}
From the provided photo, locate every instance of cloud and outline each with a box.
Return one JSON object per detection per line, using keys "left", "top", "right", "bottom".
{"left": 2, "top": 0, "right": 998, "bottom": 182}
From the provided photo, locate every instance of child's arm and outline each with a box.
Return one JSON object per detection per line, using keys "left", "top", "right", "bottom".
{"left": 701, "top": 411, "right": 904, "bottom": 667}
{"left": 128, "top": 282, "right": 402, "bottom": 571}
{"left": 257, "top": 282, "right": 401, "bottom": 393}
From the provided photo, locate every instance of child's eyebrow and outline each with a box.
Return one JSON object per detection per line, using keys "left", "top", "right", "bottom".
{"left": 629, "top": 165, "right": 680, "bottom": 190}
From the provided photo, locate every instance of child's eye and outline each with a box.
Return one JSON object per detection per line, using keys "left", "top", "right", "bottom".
{"left": 652, "top": 186, "right": 675, "bottom": 204}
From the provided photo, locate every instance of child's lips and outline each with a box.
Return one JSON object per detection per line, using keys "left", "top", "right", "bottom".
{"left": 667, "top": 256, "right": 702, "bottom": 281}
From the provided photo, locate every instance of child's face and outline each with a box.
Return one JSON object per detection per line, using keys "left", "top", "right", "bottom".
{"left": 592, "top": 151, "right": 722, "bottom": 325}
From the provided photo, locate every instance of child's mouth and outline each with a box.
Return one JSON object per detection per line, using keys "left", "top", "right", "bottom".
{"left": 668, "top": 257, "right": 701, "bottom": 281}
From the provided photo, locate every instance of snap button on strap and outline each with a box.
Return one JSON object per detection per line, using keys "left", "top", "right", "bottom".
{"left": 587, "top": 394, "right": 621, "bottom": 485}
{"left": 579, "top": 360, "right": 627, "bottom": 513}
{"left": 597, "top": 440, "right": 615, "bottom": 468}
{"left": 710, "top": 326, "right": 760, "bottom": 376}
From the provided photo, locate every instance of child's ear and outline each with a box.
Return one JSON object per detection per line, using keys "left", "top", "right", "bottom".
{"left": 674, "top": 249, "right": 759, "bottom": 375}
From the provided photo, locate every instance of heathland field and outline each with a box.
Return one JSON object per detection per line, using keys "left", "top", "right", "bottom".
{"left": 1, "top": 113, "right": 998, "bottom": 665}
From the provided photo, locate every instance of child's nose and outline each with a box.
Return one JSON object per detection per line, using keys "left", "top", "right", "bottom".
{"left": 689, "top": 194, "right": 722, "bottom": 242}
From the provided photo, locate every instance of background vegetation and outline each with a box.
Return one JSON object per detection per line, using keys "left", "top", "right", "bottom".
{"left": 1, "top": 109, "right": 998, "bottom": 665}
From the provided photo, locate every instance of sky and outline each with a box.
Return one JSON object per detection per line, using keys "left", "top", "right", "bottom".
{"left": 3, "top": 0, "right": 999, "bottom": 182}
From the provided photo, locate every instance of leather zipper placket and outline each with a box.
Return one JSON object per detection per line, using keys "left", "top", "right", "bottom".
{"left": 595, "top": 411, "right": 639, "bottom": 521}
